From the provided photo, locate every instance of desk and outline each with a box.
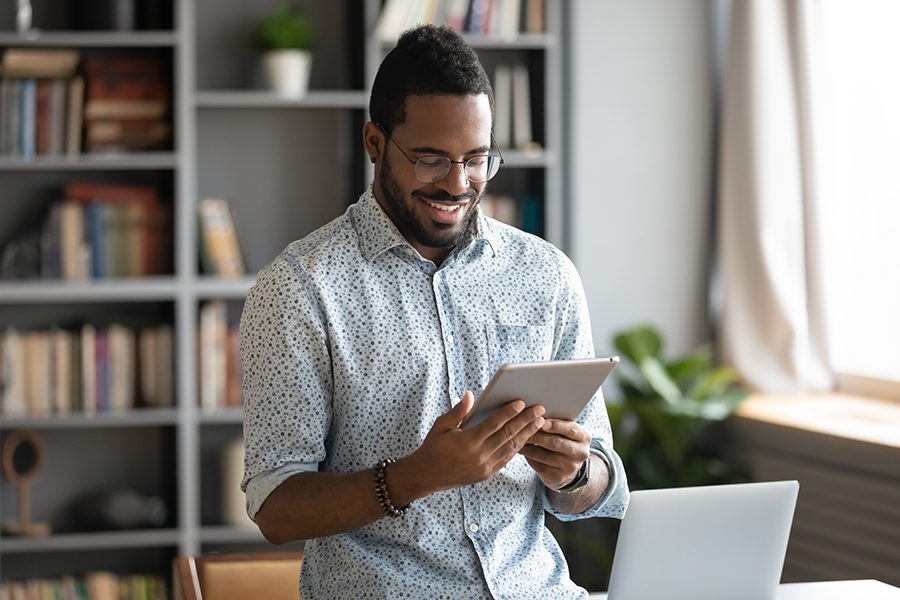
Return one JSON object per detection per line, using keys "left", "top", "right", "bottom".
{"left": 587, "top": 579, "right": 900, "bottom": 599}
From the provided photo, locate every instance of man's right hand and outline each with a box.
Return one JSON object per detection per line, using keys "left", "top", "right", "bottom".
{"left": 400, "top": 391, "right": 546, "bottom": 495}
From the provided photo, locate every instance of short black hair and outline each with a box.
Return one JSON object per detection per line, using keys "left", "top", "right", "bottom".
{"left": 369, "top": 24, "right": 494, "bottom": 134}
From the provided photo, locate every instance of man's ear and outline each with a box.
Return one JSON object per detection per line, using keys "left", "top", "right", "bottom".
{"left": 363, "top": 122, "right": 384, "bottom": 164}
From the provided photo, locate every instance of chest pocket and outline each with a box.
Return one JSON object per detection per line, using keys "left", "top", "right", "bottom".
{"left": 485, "top": 323, "right": 554, "bottom": 375}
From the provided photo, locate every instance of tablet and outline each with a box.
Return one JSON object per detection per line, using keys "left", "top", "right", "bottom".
{"left": 460, "top": 357, "right": 619, "bottom": 429}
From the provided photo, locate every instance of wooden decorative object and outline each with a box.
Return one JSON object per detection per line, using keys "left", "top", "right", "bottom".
{"left": 2, "top": 429, "right": 51, "bottom": 536}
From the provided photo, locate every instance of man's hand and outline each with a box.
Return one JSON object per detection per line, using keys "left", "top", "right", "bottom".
{"left": 519, "top": 419, "right": 592, "bottom": 490}
{"left": 403, "top": 391, "right": 546, "bottom": 495}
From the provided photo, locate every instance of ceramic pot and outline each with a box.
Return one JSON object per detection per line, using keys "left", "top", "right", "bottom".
{"left": 262, "top": 49, "right": 312, "bottom": 98}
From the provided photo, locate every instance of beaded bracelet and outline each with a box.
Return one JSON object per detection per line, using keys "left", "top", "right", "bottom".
{"left": 374, "top": 458, "right": 410, "bottom": 518}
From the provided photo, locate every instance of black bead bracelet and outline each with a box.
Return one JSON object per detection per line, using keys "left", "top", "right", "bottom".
{"left": 374, "top": 457, "right": 410, "bottom": 518}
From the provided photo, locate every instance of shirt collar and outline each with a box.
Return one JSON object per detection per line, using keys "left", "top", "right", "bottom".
{"left": 353, "top": 187, "right": 501, "bottom": 261}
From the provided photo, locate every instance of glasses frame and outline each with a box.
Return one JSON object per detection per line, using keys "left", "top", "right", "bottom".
{"left": 376, "top": 124, "right": 504, "bottom": 184}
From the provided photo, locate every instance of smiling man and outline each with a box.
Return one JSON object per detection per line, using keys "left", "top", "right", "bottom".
{"left": 239, "top": 25, "right": 629, "bottom": 599}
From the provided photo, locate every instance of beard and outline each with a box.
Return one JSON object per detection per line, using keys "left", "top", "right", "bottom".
{"left": 378, "top": 156, "right": 482, "bottom": 250}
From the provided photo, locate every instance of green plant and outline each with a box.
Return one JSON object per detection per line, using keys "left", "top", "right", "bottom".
{"left": 252, "top": 4, "right": 316, "bottom": 51}
{"left": 606, "top": 324, "right": 748, "bottom": 490}
{"left": 560, "top": 325, "right": 749, "bottom": 588}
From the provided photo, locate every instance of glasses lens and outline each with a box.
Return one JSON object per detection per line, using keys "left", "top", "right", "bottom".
{"left": 414, "top": 157, "right": 451, "bottom": 183}
{"left": 412, "top": 154, "right": 502, "bottom": 183}
{"left": 466, "top": 155, "right": 501, "bottom": 183}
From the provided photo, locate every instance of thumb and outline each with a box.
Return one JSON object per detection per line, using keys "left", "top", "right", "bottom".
{"left": 440, "top": 391, "right": 475, "bottom": 428}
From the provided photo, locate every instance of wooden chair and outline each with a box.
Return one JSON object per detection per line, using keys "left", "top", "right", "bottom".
{"left": 172, "top": 552, "right": 303, "bottom": 600}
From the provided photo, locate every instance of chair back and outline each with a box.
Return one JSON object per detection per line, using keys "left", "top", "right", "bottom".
{"left": 173, "top": 552, "right": 302, "bottom": 600}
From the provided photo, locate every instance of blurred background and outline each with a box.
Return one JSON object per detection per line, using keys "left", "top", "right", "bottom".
{"left": 0, "top": 0, "right": 897, "bottom": 596}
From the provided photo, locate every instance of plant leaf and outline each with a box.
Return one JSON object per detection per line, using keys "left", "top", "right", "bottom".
{"left": 686, "top": 367, "right": 741, "bottom": 400}
{"left": 665, "top": 349, "right": 712, "bottom": 387}
{"left": 613, "top": 325, "right": 663, "bottom": 364}
{"left": 638, "top": 356, "right": 681, "bottom": 404}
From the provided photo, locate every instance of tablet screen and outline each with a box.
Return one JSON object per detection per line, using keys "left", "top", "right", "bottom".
{"left": 461, "top": 357, "right": 619, "bottom": 429}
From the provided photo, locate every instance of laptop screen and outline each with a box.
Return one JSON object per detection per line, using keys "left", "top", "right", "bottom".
{"left": 606, "top": 480, "right": 799, "bottom": 600}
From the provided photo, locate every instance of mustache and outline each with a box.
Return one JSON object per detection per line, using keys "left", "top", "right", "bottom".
{"left": 414, "top": 190, "right": 478, "bottom": 203}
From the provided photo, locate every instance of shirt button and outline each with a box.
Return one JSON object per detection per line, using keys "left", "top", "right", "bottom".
{"left": 469, "top": 523, "right": 479, "bottom": 533}
{"left": 447, "top": 333, "right": 455, "bottom": 344}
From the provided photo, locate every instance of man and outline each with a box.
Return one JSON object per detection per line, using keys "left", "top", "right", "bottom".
{"left": 240, "top": 24, "right": 629, "bottom": 599}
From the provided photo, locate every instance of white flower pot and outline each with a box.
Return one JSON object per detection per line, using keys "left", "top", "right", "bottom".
{"left": 262, "top": 49, "right": 312, "bottom": 98}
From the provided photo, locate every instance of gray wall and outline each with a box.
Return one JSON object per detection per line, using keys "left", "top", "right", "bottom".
{"left": 567, "top": 0, "right": 716, "bottom": 360}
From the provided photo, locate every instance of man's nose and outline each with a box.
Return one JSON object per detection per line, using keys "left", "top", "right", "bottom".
{"left": 439, "top": 161, "right": 471, "bottom": 196}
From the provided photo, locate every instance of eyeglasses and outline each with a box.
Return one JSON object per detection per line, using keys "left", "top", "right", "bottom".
{"left": 378, "top": 125, "right": 504, "bottom": 184}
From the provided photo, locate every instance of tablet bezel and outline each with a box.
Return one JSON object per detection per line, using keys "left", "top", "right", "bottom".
{"left": 460, "top": 357, "right": 619, "bottom": 429}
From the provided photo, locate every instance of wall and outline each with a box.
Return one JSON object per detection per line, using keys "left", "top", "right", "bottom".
{"left": 566, "top": 0, "right": 716, "bottom": 360}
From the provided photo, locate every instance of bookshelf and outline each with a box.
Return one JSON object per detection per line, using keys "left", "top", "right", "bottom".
{"left": 0, "top": 0, "right": 565, "bottom": 589}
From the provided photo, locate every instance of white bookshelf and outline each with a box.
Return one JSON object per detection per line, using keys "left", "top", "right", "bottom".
{"left": 0, "top": 0, "right": 566, "bottom": 585}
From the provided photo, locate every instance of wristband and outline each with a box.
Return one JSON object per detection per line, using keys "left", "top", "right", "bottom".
{"left": 373, "top": 458, "right": 410, "bottom": 518}
{"left": 554, "top": 457, "right": 590, "bottom": 494}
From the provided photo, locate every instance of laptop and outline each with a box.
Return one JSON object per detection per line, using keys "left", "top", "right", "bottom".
{"left": 606, "top": 480, "right": 799, "bottom": 600}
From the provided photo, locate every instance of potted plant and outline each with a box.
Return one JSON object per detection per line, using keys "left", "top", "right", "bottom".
{"left": 252, "top": 4, "right": 316, "bottom": 98}
{"left": 606, "top": 323, "right": 749, "bottom": 490}
{"left": 557, "top": 324, "right": 750, "bottom": 590}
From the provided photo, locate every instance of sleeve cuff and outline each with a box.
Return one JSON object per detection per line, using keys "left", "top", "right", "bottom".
{"left": 543, "top": 438, "right": 630, "bottom": 521}
{"left": 244, "top": 461, "right": 319, "bottom": 521}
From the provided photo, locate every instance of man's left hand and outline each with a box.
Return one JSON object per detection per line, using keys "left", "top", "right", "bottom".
{"left": 519, "top": 419, "right": 592, "bottom": 490}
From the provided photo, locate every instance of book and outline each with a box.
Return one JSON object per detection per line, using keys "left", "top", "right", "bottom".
{"left": 199, "top": 300, "right": 228, "bottom": 410}
{"left": 512, "top": 64, "right": 539, "bottom": 151}
{"left": 65, "top": 76, "right": 84, "bottom": 157}
{"left": 0, "top": 328, "right": 26, "bottom": 417}
{"left": 525, "top": 0, "right": 545, "bottom": 33}
{"left": 155, "top": 324, "right": 174, "bottom": 408}
{"left": 82, "top": 57, "right": 166, "bottom": 79}
{"left": 19, "top": 78, "right": 36, "bottom": 160}
{"left": 59, "top": 201, "right": 88, "bottom": 281}
{"left": 24, "top": 330, "right": 51, "bottom": 416}
{"left": 63, "top": 181, "right": 164, "bottom": 277}
{"left": 81, "top": 56, "right": 170, "bottom": 152}
{"left": 81, "top": 323, "right": 97, "bottom": 415}
{"left": 198, "top": 198, "right": 246, "bottom": 278}
{"left": 493, "top": 65, "right": 513, "bottom": 149}
{"left": 1, "top": 48, "right": 79, "bottom": 78}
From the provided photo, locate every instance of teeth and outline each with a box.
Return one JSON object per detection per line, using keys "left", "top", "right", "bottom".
{"left": 426, "top": 200, "right": 462, "bottom": 212}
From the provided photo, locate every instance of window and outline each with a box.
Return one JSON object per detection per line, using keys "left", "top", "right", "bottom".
{"left": 816, "top": 1, "right": 900, "bottom": 383}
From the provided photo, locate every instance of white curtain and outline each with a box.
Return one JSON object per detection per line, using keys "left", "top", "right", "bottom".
{"left": 718, "top": 0, "right": 900, "bottom": 392}
{"left": 717, "top": 0, "right": 832, "bottom": 392}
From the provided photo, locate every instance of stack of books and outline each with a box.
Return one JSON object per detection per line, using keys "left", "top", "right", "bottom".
{"left": 0, "top": 48, "right": 84, "bottom": 159}
{"left": 82, "top": 56, "right": 170, "bottom": 152}
{"left": 0, "top": 322, "right": 175, "bottom": 418}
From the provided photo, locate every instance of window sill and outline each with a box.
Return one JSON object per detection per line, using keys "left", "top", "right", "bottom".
{"left": 734, "top": 392, "right": 900, "bottom": 449}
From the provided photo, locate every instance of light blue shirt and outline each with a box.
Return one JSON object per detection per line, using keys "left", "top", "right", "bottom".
{"left": 240, "top": 188, "right": 629, "bottom": 599}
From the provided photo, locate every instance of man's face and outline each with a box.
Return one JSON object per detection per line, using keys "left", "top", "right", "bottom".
{"left": 373, "top": 94, "right": 493, "bottom": 263}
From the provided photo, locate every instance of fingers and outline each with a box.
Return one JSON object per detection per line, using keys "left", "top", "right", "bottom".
{"left": 478, "top": 401, "right": 545, "bottom": 448}
{"left": 439, "top": 391, "right": 475, "bottom": 429}
{"left": 522, "top": 419, "right": 591, "bottom": 469}
{"left": 537, "top": 418, "right": 591, "bottom": 443}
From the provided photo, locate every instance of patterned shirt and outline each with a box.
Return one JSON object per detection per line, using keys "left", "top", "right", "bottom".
{"left": 240, "top": 188, "right": 629, "bottom": 599}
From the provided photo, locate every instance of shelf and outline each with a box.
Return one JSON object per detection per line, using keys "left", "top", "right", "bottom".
{"left": 198, "top": 408, "right": 243, "bottom": 425}
{"left": 0, "top": 31, "right": 178, "bottom": 47}
{"left": 0, "top": 529, "right": 181, "bottom": 553}
{"left": 193, "top": 277, "right": 256, "bottom": 299}
{"left": 0, "top": 409, "right": 179, "bottom": 430}
{"left": 463, "top": 32, "right": 557, "bottom": 49}
{"left": 0, "top": 278, "right": 180, "bottom": 303}
{"left": 0, "top": 153, "right": 180, "bottom": 171}
{"left": 199, "top": 525, "right": 264, "bottom": 544}
{"left": 195, "top": 90, "right": 368, "bottom": 110}
{"left": 500, "top": 148, "right": 556, "bottom": 168}
{"left": 379, "top": 32, "right": 555, "bottom": 51}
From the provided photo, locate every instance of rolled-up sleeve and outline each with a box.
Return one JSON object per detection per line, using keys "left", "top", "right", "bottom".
{"left": 543, "top": 251, "right": 630, "bottom": 519}
{"left": 239, "top": 254, "right": 332, "bottom": 517}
